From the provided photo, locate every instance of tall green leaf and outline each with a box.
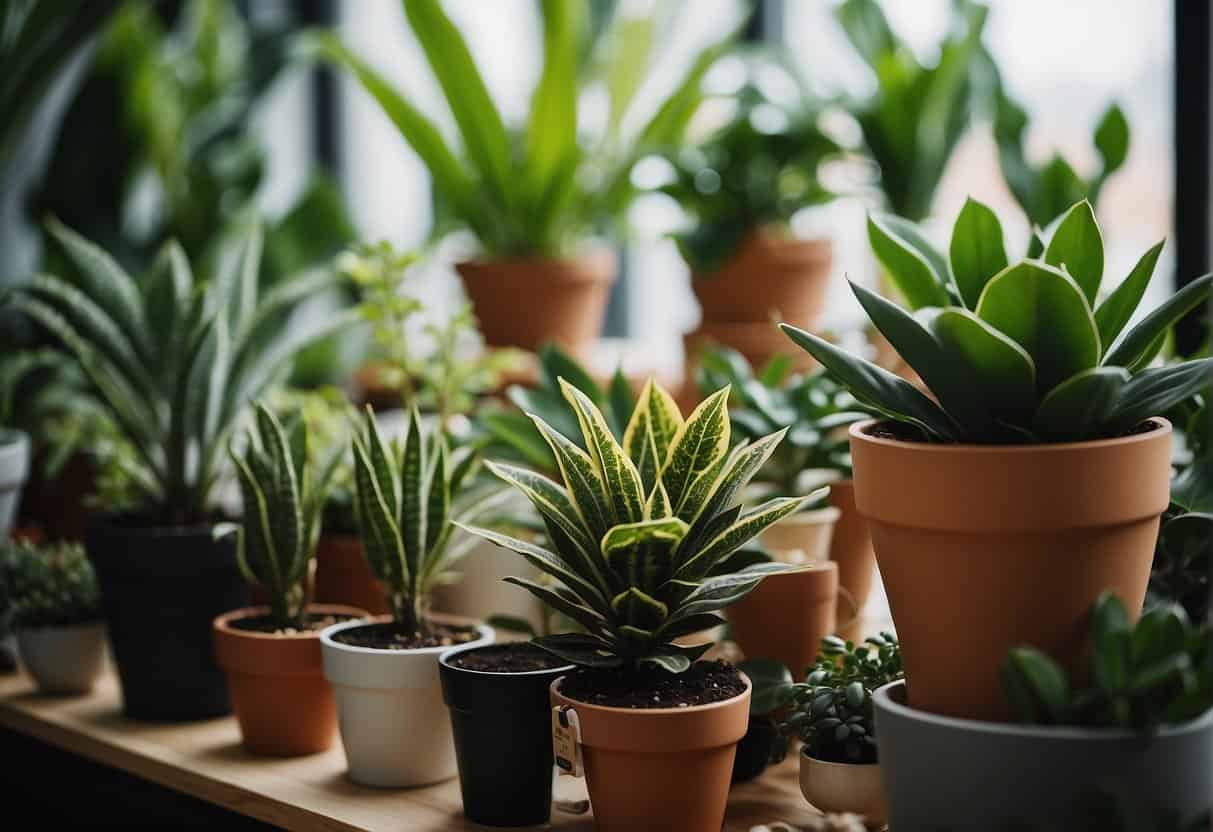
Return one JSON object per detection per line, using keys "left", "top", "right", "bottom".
{"left": 949, "top": 197, "right": 1008, "bottom": 309}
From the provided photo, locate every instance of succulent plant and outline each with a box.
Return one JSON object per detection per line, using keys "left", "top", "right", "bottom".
{"left": 465, "top": 378, "right": 812, "bottom": 672}
{"left": 778, "top": 633, "right": 903, "bottom": 765}
{"left": 221, "top": 403, "right": 339, "bottom": 630}
{"left": 350, "top": 407, "right": 491, "bottom": 640}
{"left": 697, "top": 346, "right": 871, "bottom": 499}
{"left": 782, "top": 198, "right": 1213, "bottom": 444}
{"left": 3, "top": 221, "right": 358, "bottom": 524}
{"left": 1148, "top": 509, "right": 1212, "bottom": 626}
{"left": 0, "top": 540, "right": 100, "bottom": 631}
{"left": 1003, "top": 593, "right": 1213, "bottom": 731}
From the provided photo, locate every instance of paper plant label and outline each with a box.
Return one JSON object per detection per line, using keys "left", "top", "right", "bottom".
{"left": 552, "top": 705, "right": 584, "bottom": 777}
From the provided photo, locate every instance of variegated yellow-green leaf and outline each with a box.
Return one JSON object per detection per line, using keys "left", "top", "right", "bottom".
{"left": 530, "top": 413, "right": 613, "bottom": 540}
{"left": 560, "top": 379, "right": 645, "bottom": 524}
{"left": 662, "top": 387, "right": 731, "bottom": 518}
{"left": 611, "top": 586, "right": 669, "bottom": 632}
{"left": 677, "top": 495, "right": 808, "bottom": 579}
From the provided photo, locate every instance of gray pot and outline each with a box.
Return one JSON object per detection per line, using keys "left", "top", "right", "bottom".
{"left": 0, "top": 429, "right": 30, "bottom": 538}
{"left": 874, "top": 680, "right": 1213, "bottom": 831}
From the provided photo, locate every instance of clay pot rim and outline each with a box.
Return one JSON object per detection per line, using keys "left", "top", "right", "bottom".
{"left": 691, "top": 232, "right": 833, "bottom": 280}
{"left": 799, "top": 747, "right": 880, "bottom": 770}
{"left": 875, "top": 680, "right": 1213, "bottom": 741}
{"left": 213, "top": 605, "right": 370, "bottom": 642}
{"left": 550, "top": 670, "right": 753, "bottom": 716}
{"left": 439, "top": 642, "right": 575, "bottom": 677}
{"left": 851, "top": 418, "right": 1172, "bottom": 455}
{"left": 455, "top": 247, "right": 617, "bottom": 279}
{"left": 320, "top": 613, "right": 492, "bottom": 657}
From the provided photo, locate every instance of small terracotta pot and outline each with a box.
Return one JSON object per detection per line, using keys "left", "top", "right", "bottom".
{"left": 321, "top": 615, "right": 494, "bottom": 787}
{"left": 799, "top": 750, "right": 885, "bottom": 823}
{"left": 16, "top": 622, "right": 106, "bottom": 694}
{"left": 456, "top": 250, "right": 616, "bottom": 357}
{"left": 826, "top": 480, "right": 877, "bottom": 612}
{"left": 550, "top": 674, "right": 750, "bottom": 832}
{"left": 728, "top": 562, "right": 839, "bottom": 677}
{"left": 312, "top": 534, "right": 389, "bottom": 615}
{"left": 692, "top": 232, "right": 832, "bottom": 328}
{"left": 214, "top": 604, "right": 368, "bottom": 756}
{"left": 759, "top": 505, "right": 840, "bottom": 564}
{"left": 850, "top": 419, "right": 1172, "bottom": 720}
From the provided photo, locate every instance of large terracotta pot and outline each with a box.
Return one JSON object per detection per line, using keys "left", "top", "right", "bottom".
{"left": 692, "top": 232, "right": 832, "bottom": 328}
{"left": 728, "top": 562, "right": 838, "bottom": 678}
{"left": 799, "top": 750, "right": 885, "bottom": 824}
{"left": 456, "top": 250, "right": 616, "bottom": 357}
{"left": 850, "top": 419, "right": 1172, "bottom": 720}
{"left": 312, "top": 534, "right": 389, "bottom": 616}
{"left": 550, "top": 674, "right": 750, "bottom": 832}
{"left": 213, "top": 604, "right": 367, "bottom": 757}
{"left": 826, "top": 480, "right": 877, "bottom": 612}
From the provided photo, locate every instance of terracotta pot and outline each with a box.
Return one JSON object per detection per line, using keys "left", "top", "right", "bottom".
{"left": 16, "top": 621, "right": 106, "bottom": 694}
{"left": 550, "top": 673, "right": 750, "bottom": 832}
{"left": 759, "top": 505, "right": 840, "bottom": 564}
{"left": 850, "top": 419, "right": 1172, "bottom": 720}
{"left": 692, "top": 232, "right": 832, "bottom": 328}
{"left": 875, "top": 680, "right": 1213, "bottom": 830}
{"left": 456, "top": 250, "right": 616, "bottom": 357}
{"left": 321, "top": 615, "right": 494, "bottom": 787}
{"left": 728, "top": 562, "right": 839, "bottom": 678}
{"left": 826, "top": 480, "right": 877, "bottom": 612}
{"left": 312, "top": 534, "right": 389, "bottom": 616}
{"left": 213, "top": 604, "right": 368, "bottom": 757}
{"left": 799, "top": 750, "right": 885, "bottom": 823}
{"left": 17, "top": 449, "right": 95, "bottom": 542}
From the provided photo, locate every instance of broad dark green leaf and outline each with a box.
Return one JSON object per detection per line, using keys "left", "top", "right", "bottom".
{"left": 1093, "top": 103, "right": 1130, "bottom": 176}
{"left": 1031, "top": 366, "right": 1130, "bottom": 441}
{"left": 931, "top": 307, "right": 1036, "bottom": 424}
{"left": 949, "top": 197, "right": 1008, "bottom": 309}
{"left": 1107, "top": 359, "right": 1213, "bottom": 434}
{"left": 1044, "top": 201, "right": 1103, "bottom": 304}
{"left": 1104, "top": 274, "right": 1212, "bottom": 368}
{"left": 868, "top": 213, "right": 950, "bottom": 310}
{"left": 1093, "top": 240, "right": 1164, "bottom": 350}
{"left": 1003, "top": 647, "right": 1069, "bottom": 724}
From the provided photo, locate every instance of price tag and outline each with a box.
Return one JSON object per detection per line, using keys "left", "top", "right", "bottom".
{"left": 552, "top": 705, "right": 584, "bottom": 777}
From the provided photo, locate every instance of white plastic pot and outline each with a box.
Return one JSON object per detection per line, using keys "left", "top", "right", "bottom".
{"left": 16, "top": 621, "right": 106, "bottom": 694}
{"left": 0, "top": 430, "right": 30, "bottom": 538}
{"left": 320, "top": 617, "right": 493, "bottom": 787}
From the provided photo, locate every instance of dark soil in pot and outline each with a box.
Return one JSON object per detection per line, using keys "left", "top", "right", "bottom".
{"left": 559, "top": 659, "right": 745, "bottom": 708}
{"left": 440, "top": 642, "right": 574, "bottom": 827}
{"left": 87, "top": 513, "right": 249, "bottom": 722}
{"left": 330, "top": 621, "right": 479, "bottom": 650}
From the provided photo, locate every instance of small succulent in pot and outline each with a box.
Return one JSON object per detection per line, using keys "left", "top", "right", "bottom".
{"left": 781, "top": 633, "right": 903, "bottom": 764}
{"left": 1003, "top": 593, "right": 1212, "bottom": 731}
{"left": 221, "top": 402, "right": 341, "bottom": 630}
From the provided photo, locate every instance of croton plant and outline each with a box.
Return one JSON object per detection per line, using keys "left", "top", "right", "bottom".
{"left": 784, "top": 198, "right": 1213, "bottom": 444}
{"left": 466, "top": 379, "right": 813, "bottom": 672}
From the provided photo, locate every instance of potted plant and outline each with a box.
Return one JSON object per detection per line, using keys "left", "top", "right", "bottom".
{"left": 782, "top": 197, "right": 1213, "bottom": 719}
{"left": 311, "top": 1, "right": 737, "bottom": 356}
{"left": 697, "top": 347, "right": 876, "bottom": 616}
{"left": 438, "top": 641, "right": 574, "bottom": 827}
{"left": 3, "top": 221, "right": 357, "bottom": 720}
{"left": 0, "top": 539, "right": 104, "bottom": 694}
{"left": 320, "top": 408, "right": 495, "bottom": 788}
{"left": 465, "top": 378, "right": 807, "bottom": 831}
{"left": 875, "top": 594, "right": 1213, "bottom": 830}
{"left": 1148, "top": 508, "right": 1211, "bottom": 625}
{"left": 663, "top": 51, "right": 840, "bottom": 369}
{"left": 779, "top": 632, "right": 902, "bottom": 824}
{"left": 213, "top": 404, "right": 367, "bottom": 756}
{"left": 731, "top": 658, "right": 794, "bottom": 783}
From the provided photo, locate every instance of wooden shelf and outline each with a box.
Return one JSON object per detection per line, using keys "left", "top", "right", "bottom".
{"left": 0, "top": 668, "right": 825, "bottom": 831}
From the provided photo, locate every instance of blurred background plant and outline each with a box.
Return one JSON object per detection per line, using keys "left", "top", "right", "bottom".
{"left": 659, "top": 49, "right": 841, "bottom": 275}
{"left": 0, "top": 540, "right": 101, "bottom": 632}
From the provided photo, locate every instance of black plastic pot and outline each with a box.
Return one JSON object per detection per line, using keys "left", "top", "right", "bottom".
{"left": 439, "top": 644, "right": 573, "bottom": 827}
{"left": 86, "top": 514, "right": 249, "bottom": 722}
{"left": 732, "top": 714, "right": 783, "bottom": 783}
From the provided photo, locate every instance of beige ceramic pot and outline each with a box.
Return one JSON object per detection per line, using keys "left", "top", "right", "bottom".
{"left": 800, "top": 750, "right": 886, "bottom": 824}
{"left": 550, "top": 674, "right": 750, "bottom": 832}
{"left": 692, "top": 231, "right": 832, "bottom": 328}
{"left": 759, "top": 505, "right": 840, "bottom": 564}
{"left": 850, "top": 418, "right": 1172, "bottom": 720}
{"left": 457, "top": 250, "right": 615, "bottom": 357}
{"left": 16, "top": 621, "right": 106, "bottom": 694}
{"left": 728, "top": 562, "right": 840, "bottom": 677}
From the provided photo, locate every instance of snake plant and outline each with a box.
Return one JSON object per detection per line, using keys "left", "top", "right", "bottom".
{"left": 308, "top": 0, "right": 737, "bottom": 258}
{"left": 3, "top": 220, "right": 358, "bottom": 525}
{"left": 223, "top": 403, "right": 339, "bottom": 630}
{"left": 464, "top": 379, "right": 814, "bottom": 673}
{"left": 783, "top": 198, "right": 1213, "bottom": 444}
{"left": 350, "top": 407, "right": 487, "bottom": 640}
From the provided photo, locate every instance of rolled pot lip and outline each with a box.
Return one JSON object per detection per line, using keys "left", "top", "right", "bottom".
{"left": 550, "top": 670, "right": 753, "bottom": 716}
{"left": 319, "top": 614, "right": 493, "bottom": 657}
{"left": 874, "top": 679, "right": 1213, "bottom": 740}
{"left": 455, "top": 245, "right": 617, "bottom": 273}
{"left": 213, "top": 605, "right": 371, "bottom": 642}
{"left": 438, "top": 641, "right": 575, "bottom": 677}
{"left": 799, "top": 747, "right": 880, "bottom": 770}
{"left": 850, "top": 417, "right": 1172, "bottom": 455}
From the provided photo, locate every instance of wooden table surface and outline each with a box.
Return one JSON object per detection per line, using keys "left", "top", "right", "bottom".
{"left": 0, "top": 668, "right": 830, "bottom": 832}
